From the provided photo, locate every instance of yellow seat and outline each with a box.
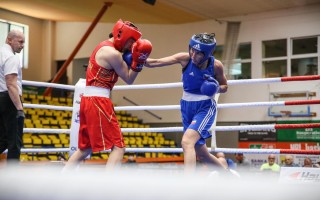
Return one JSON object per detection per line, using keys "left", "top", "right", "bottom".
{"left": 23, "top": 137, "right": 32, "bottom": 144}
{"left": 29, "top": 94, "right": 36, "bottom": 99}
{"left": 32, "top": 137, "right": 42, "bottom": 145}
{"left": 61, "top": 139, "right": 69, "bottom": 144}
{"left": 37, "top": 95, "right": 44, "bottom": 100}
{"left": 45, "top": 96, "right": 51, "bottom": 101}
{"left": 50, "top": 119, "right": 58, "bottom": 125}
{"left": 101, "top": 154, "right": 109, "bottom": 159}
{"left": 22, "top": 93, "right": 28, "bottom": 100}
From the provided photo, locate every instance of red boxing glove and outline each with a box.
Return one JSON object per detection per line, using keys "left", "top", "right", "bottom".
{"left": 131, "top": 39, "right": 152, "bottom": 72}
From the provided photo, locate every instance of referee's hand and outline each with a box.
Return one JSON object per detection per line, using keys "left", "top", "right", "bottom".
{"left": 17, "top": 110, "right": 25, "bottom": 118}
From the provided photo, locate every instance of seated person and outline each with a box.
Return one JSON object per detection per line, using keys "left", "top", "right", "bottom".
{"left": 216, "top": 152, "right": 236, "bottom": 169}
{"left": 260, "top": 154, "right": 280, "bottom": 172}
{"left": 282, "top": 155, "right": 300, "bottom": 167}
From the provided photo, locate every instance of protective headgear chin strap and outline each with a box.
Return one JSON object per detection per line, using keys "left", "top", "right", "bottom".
{"left": 189, "top": 33, "right": 216, "bottom": 64}
{"left": 112, "top": 19, "right": 142, "bottom": 52}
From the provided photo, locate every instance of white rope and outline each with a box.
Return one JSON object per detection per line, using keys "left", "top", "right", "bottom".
{"left": 113, "top": 82, "right": 183, "bottom": 90}
{"left": 114, "top": 105, "right": 180, "bottom": 111}
{"left": 22, "top": 80, "right": 75, "bottom": 90}
{"left": 24, "top": 103, "right": 73, "bottom": 111}
{"left": 227, "top": 78, "right": 281, "bottom": 85}
{"left": 21, "top": 148, "right": 69, "bottom": 153}
{"left": 23, "top": 124, "right": 276, "bottom": 134}
{"left": 24, "top": 101, "right": 287, "bottom": 111}
{"left": 19, "top": 147, "right": 281, "bottom": 154}
{"left": 22, "top": 75, "right": 320, "bottom": 91}
{"left": 24, "top": 128, "right": 70, "bottom": 134}
{"left": 22, "top": 77, "right": 283, "bottom": 92}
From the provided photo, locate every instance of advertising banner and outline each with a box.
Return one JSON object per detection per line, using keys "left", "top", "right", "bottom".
{"left": 238, "top": 141, "right": 320, "bottom": 150}
{"left": 239, "top": 122, "right": 277, "bottom": 141}
{"left": 279, "top": 167, "right": 320, "bottom": 183}
{"left": 277, "top": 120, "right": 320, "bottom": 142}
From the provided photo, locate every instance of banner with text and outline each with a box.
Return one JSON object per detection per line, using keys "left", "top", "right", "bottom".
{"left": 239, "top": 122, "right": 277, "bottom": 141}
{"left": 277, "top": 120, "right": 320, "bottom": 142}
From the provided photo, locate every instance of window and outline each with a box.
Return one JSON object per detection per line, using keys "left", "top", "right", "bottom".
{"left": 291, "top": 36, "right": 318, "bottom": 76}
{"left": 263, "top": 60, "right": 287, "bottom": 78}
{"left": 262, "top": 39, "right": 287, "bottom": 58}
{"left": 214, "top": 43, "right": 252, "bottom": 79}
{"left": 262, "top": 36, "right": 319, "bottom": 78}
{"left": 262, "top": 39, "right": 287, "bottom": 77}
{"left": 235, "top": 43, "right": 251, "bottom": 79}
{"left": 214, "top": 45, "right": 223, "bottom": 60}
{"left": 0, "top": 19, "right": 29, "bottom": 68}
{"left": 292, "top": 37, "right": 317, "bottom": 55}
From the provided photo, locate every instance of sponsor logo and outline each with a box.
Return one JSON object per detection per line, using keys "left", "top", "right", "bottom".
{"left": 75, "top": 93, "right": 84, "bottom": 104}
{"left": 75, "top": 111, "right": 80, "bottom": 123}
{"left": 288, "top": 171, "right": 320, "bottom": 182}
{"left": 189, "top": 72, "right": 194, "bottom": 76}
{"left": 192, "top": 44, "right": 201, "bottom": 51}
{"left": 138, "top": 53, "right": 150, "bottom": 60}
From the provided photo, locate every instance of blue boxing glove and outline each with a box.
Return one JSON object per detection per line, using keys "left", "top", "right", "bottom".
{"left": 200, "top": 76, "right": 220, "bottom": 97}
{"left": 122, "top": 52, "right": 132, "bottom": 68}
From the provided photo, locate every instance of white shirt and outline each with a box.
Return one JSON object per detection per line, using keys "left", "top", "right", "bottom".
{"left": 0, "top": 43, "right": 22, "bottom": 95}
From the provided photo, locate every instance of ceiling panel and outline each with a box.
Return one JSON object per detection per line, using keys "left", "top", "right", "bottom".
{"left": 0, "top": 0, "right": 319, "bottom": 24}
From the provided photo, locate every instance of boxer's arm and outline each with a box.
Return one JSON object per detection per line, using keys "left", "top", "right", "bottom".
{"left": 145, "top": 52, "right": 190, "bottom": 68}
{"left": 97, "top": 46, "right": 139, "bottom": 85}
{"left": 214, "top": 59, "right": 228, "bottom": 93}
{"left": 131, "top": 39, "right": 152, "bottom": 72}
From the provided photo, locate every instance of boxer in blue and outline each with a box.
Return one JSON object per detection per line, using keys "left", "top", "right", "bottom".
{"left": 145, "top": 33, "right": 228, "bottom": 173}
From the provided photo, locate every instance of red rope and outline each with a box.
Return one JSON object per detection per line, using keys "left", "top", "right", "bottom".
{"left": 280, "top": 149, "right": 320, "bottom": 155}
{"left": 285, "top": 99, "right": 320, "bottom": 105}
{"left": 275, "top": 123, "right": 320, "bottom": 129}
{"left": 281, "top": 75, "right": 320, "bottom": 82}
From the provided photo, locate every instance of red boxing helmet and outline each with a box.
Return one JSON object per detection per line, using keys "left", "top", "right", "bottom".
{"left": 112, "top": 19, "right": 142, "bottom": 52}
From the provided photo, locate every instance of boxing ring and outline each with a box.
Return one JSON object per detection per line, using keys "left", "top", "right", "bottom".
{"left": 20, "top": 75, "right": 320, "bottom": 156}
{"left": 1, "top": 75, "right": 320, "bottom": 200}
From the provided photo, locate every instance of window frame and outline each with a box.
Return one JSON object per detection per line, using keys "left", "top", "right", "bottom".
{"left": 0, "top": 19, "right": 29, "bottom": 69}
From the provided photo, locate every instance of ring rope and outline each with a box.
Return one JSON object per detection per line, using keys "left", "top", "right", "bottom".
{"left": 23, "top": 123, "right": 320, "bottom": 134}
{"left": 22, "top": 80, "right": 75, "bottom": 90}
{"left": 20, "top": 75, "right": 320, "bottom": 155}
{"left": 24, "top": 99, "right": 320, "bottom": 111}
{"left": 19, "top": 147, "right": 320, "bottom": 155}
{"left": 24, "top": 103, "right": 73, "bottom": 111}
{"left": 21, "top": 75, "right": 320, "bottom": 91}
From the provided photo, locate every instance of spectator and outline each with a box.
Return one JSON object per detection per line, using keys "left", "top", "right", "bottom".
{"left": 234, "top": 153, "right": 250, "bottom": 170}
{"left": 260, "top": 154, "right": 280, "bottom": 172}
{"left": 216, "top": 152, "right": 236, "bottom": 169}
{"left": 282, "top": 155, "right": 299, "bottom": 167}
{"left": 303, "top": 157, "right": 319, "bottom": 168}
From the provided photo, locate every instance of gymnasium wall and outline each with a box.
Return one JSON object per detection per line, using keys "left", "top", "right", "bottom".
{"left": 1, "top": 5, "right": 320, "bottom": 124}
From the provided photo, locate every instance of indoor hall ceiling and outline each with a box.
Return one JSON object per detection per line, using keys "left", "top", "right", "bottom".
{"left": 0, "top": 0, "right": 320, "bottom": 24}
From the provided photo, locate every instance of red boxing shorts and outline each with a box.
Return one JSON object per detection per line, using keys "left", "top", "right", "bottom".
{"left": 78, "top": 96, "right": 125, "bottom": 152}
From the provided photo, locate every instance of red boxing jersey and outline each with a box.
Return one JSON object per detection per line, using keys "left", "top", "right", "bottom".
{"left": 86, "top": 40, "right": 118, "bottom": 89}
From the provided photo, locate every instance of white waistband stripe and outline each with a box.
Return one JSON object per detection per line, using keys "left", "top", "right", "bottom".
{"left": 84, "top": 86, "right": 110, "bottom": 98}
{"left": 182, "top": 91, "right": 213, "bottom": 101}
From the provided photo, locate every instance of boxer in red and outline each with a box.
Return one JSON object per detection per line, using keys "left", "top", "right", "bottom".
{"left": 63, "top": 19, "right": 152, "bottom": 171}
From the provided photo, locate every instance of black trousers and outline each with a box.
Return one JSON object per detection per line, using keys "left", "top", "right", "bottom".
{"left": 0, "top": 92, "right": 24, "bottom": 161}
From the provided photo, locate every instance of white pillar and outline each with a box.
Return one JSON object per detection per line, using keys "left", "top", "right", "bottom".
{"left": 69, "top": 78, "right": 86, "bottom": 156}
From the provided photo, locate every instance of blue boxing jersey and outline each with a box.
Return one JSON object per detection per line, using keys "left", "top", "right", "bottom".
{"left": 182, "top": 56, "right": 215, "bottom": 95}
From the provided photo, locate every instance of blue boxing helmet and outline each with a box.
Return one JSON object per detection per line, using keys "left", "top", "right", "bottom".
{"left": 189, "top": 33, "right": 216, "bottom": 64}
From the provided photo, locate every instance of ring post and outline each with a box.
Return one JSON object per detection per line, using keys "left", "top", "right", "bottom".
{"left": 69, "top": 79, "right": 86, "bottom": 156}
{"left": 210, "top": 93, "right": 220, "bottom": 151}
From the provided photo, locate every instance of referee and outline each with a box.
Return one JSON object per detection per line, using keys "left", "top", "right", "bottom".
{"left": 0, "top": 30, "right": 25, "bottom": 163}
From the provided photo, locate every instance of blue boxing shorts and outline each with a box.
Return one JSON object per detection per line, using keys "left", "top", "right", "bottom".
{"left": 180, "top": 98, "right": 217, "bottom": 145}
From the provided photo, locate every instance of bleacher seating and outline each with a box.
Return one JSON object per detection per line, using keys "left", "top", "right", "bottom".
{"left": 19, "top": 93, "right": 180, "bottom": 161}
